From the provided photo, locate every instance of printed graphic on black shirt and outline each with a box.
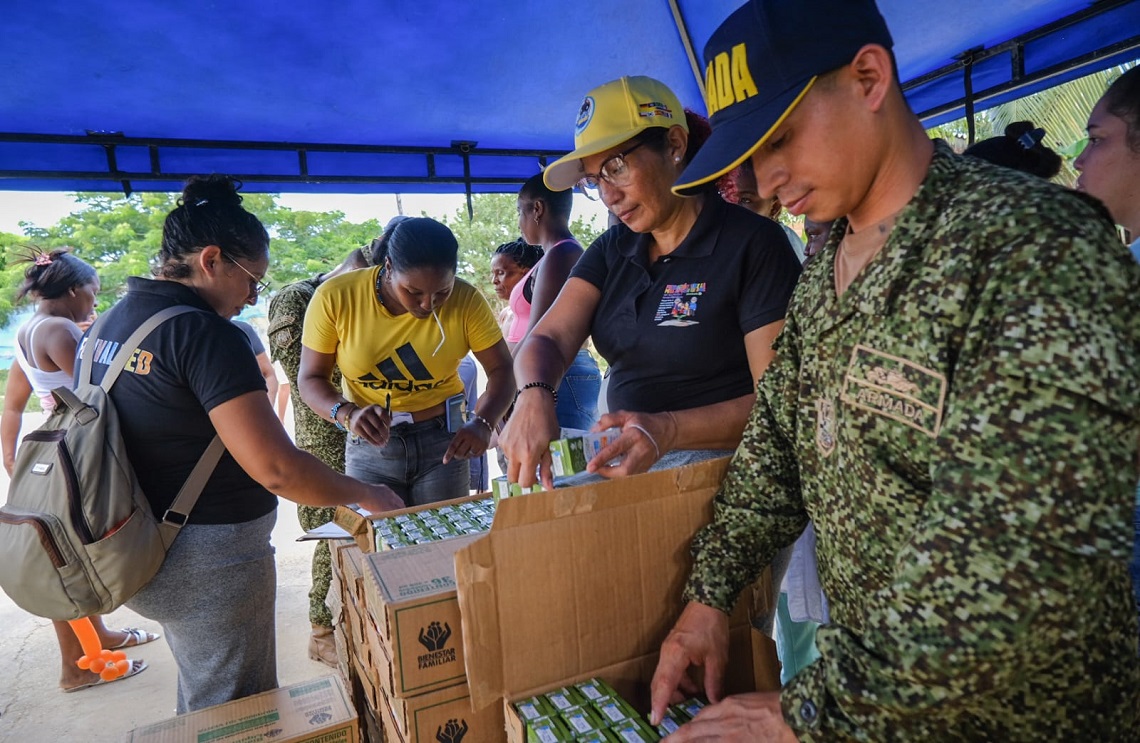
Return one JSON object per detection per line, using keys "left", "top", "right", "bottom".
{"left": 654, "top": 282, "right": 706, "bottom": 327}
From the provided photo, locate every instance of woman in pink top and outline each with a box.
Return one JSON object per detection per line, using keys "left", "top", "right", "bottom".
{"left": 489, "top": 238, "right": 542, "bottom": 341}
{"left": 514, "top": 172, "right": 601, "bottom": 430}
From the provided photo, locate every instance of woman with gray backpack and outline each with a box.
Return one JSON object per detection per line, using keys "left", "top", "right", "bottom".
{"left": 1, "top": 247, "right": 159, "bottom": 692}
{"left": 79, "top": 175, "right": 403, "bottom": 713}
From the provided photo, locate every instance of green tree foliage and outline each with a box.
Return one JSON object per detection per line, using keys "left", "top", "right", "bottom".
{"left": 926, "top": 61, "right": 1137, "bottom": 186}
{"left": 0, "top": 190, "right": 602, "bottom": 326}
{"left": 0, "top": 192, "right": 383, "bottom": 326}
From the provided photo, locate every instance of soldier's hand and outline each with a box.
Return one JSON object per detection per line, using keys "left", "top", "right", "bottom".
{"left": 650, "top": 601, "right": 730, "bottom": 726}
{"left": 668, "top": 693, "right": 798, "bottom": 742}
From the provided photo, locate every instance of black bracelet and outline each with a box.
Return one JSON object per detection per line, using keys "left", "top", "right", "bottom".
{"left": 516, "top": 381, "right": 558, "bottom": 405}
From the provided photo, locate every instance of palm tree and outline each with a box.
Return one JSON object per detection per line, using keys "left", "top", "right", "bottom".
{"left": 926, "top": 61, "right": 1137, "bottom": 186}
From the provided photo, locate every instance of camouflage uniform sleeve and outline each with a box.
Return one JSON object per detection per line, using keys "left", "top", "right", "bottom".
{"left": 267, "top": 286, "right": 307, "bottom": 389}
{"left": 683, "top": 309, "right": 809, "bottom": 612}
{"left": 782, "top": 218, "right": 1140, "bottom": 738}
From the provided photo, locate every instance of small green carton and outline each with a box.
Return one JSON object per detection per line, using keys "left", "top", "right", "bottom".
{"left": 527, "top": 715, "right": 575, "bottom": 743}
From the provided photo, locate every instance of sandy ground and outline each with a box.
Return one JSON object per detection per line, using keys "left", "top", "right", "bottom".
{"left": 0, "top": 408, "right": 344, "bottom": 741}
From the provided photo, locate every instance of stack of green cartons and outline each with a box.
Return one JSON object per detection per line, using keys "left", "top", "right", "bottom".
{"left": 373, "top": 498, "right": 495, "bottom": 551}
{"left": 491, "top": 476, "right": 545, "bottom": 504}
{"left": 514, "top": 678, "right": 705, "bottom": 742}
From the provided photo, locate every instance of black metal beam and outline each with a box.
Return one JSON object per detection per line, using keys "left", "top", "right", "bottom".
{"left": 0, "top": 131, "right": 564, "bottom": 159}
{"left": 0, "top": 131, "right": 565, "bottom": 191}
{"left": 903, "top": 0, "right": 1135, "bottom": 94}
{"left": 0, "top": 170, "right": 543, "bottom": 186}
{"left": 916, "top": 34, "right": 1140, "bottom": 122}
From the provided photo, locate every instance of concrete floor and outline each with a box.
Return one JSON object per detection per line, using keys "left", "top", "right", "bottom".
{"left": 0, "top": 411, "right": 338, "bottom": 742}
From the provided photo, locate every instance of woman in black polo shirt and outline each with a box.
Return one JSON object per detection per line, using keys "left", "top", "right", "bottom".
{"left": 500, "top": 76, "right": 801, "bottom": 487}
{"left": 88, "top": 175, "right": 402, "bottom": 713}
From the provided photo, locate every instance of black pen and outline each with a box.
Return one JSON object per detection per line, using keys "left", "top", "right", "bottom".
{"left": 385, "top": 392, "right": 391, "bottom": 416}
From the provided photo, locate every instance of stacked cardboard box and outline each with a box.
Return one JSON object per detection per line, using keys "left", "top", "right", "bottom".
{"left": 329, "top": 498, "right": 506, "bottom": 743}
{"left": 328, "top": 458, "right": 780, "bottom": 742}
{"left": 455, "top": 458, "right": 781, "bottom": 740}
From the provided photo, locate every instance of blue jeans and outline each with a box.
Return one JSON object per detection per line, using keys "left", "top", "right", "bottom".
{"left": 556, "top": 349, "right": 601, "bottom": 431}
{"left": 346, "top": 417, "right": 471, "bottom": 507}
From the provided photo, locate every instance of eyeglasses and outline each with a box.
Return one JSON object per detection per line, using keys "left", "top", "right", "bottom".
{"left": 576, "top": 141, "right": 646, "bottom": 201}
{"left": 223, "top": 255, "right": 272, "bottom": 296}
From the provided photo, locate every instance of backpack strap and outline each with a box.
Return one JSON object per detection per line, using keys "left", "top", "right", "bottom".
{"left": 80, "top": 305, "right": 198, "bottom": 390}
{"left": 158, "top": 434, "right": 225, "bottom": 546}
{"left": 78, "top": 305, "right": 228, "bottom": 542}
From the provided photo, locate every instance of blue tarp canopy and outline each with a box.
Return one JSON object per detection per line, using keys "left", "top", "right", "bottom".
{"left": 2, "top": 0, "right": 1138, "bottom": 195}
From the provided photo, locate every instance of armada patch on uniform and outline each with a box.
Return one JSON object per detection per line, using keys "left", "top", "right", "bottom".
{"left": 840, "top": 345, "right": 946, "bottom": 436}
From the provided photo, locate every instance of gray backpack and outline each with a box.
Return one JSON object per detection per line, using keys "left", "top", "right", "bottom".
{"left": 0, "top": 306, "right": 224, "bottom": 620}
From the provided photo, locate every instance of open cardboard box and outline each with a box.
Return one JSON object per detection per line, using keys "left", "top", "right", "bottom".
{"left": 454, "top": 457, "right": 780, "bottom": 737}
{"left": 332, "top": 492, "right": 491, "bottom": 554}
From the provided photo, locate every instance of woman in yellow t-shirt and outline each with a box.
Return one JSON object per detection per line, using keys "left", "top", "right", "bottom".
{"left": 299, "top": 217, "right": 514, "bottom": 506}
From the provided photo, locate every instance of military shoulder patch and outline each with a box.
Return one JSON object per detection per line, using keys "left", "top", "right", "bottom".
{"left": 840, "top": 344, "right": 946, "bottom": 436}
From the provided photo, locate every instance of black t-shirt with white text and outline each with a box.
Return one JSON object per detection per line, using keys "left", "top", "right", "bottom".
{"left": 81, "top": 277, "right": 273, "bottom": 524}
{"left": 571, "top": 197, "right": 801, "bottom": 414}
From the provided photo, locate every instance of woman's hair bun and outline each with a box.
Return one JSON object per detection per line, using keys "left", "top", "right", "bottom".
{"left": 180, "top": 174, "right": 244, "bottom": 209}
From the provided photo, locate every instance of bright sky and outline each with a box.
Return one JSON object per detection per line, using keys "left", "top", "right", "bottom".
{"left": 0, "top": 190, "right": 613, "bottom": 236}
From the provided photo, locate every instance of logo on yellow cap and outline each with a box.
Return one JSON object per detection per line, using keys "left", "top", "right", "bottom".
{"left": 704, "top": 43, "right": 759, "bottom": 116}
{"left": 637, "top": 101, "right": 674, "bottom": 120}
{"left": 575, "top": 96, "right": 596, "bottom": 136}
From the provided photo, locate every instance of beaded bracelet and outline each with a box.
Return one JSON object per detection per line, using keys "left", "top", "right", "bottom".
{"left": 330, "top": 401, "right": 350, "bottom": 432}
{"left": 516, "top": 381, "right": 558, "bottom": 405}
{"left": 469, "top": 414, "right": 494, "bottom": 433}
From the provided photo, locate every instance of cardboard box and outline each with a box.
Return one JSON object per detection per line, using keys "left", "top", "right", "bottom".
{"left": 334, "top": 506, "right": 376, "bottom": 553}
{"left": 454, "top": 457, "right": 778, "bottom": 719}
{"left": 378, "top": 683, "right": 505, "bottom": 743}
{"left": 361, "top": 534, "right": 482, "bottom": 698}
{"left": 124, "top": 675, "right": 358, "bottom": 743}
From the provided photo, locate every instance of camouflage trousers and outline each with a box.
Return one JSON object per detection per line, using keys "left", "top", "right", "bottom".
{"left": 297, "top": 505, "right": 337, "bottom": 627}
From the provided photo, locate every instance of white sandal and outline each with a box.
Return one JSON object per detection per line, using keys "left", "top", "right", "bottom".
{"left": 107, "top": 627, "right": 161, "bottom": 650}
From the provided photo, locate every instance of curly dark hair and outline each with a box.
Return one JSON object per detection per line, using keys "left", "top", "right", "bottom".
{"left": 493, "top": 238, "right": 544, "bottom": 270}
{"left": 15, "top": 246, "right": 97, "bottom": 301}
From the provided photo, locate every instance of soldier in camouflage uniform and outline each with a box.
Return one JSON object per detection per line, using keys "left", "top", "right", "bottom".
{"left": 268, "top": 247, "right": 368, "bottom": 665}
{"left": 651, "top": 1, "right": 1140, "bottom": 740}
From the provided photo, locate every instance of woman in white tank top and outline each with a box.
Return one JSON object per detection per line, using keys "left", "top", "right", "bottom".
{"left": 0, "top": 247, "right": 159, "bottom": 692}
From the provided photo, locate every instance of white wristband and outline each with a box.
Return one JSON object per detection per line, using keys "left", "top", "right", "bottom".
{"left": 627, "top": 423, "right": 661, "bottom": 460}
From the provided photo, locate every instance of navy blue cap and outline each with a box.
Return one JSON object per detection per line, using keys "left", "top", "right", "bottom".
{"left": 674, "top": 0, "right": 893, "bottom": 195}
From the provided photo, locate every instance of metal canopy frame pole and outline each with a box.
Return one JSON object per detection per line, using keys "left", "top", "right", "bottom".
{"left": 0, "top": 131, "right": 566, "bottom": 191}
{"left": 667, "top": 0, "right": 707, "bottom": 104}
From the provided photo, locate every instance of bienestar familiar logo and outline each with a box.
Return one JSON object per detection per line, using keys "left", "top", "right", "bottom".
{"left": 417, "top": 621, "right": 456, "bottom": 669}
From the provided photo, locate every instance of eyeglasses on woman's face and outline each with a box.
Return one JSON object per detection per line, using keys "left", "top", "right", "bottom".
{"left": 223, "top": 254, "right": 272, "bottom": 296}
{"left": 576, "top": 141, "right": 646, "bottom": 201}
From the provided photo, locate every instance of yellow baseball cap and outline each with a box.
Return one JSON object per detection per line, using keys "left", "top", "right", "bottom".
{"left": 543, "top": 76, "right": 688, "bottom": 192}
